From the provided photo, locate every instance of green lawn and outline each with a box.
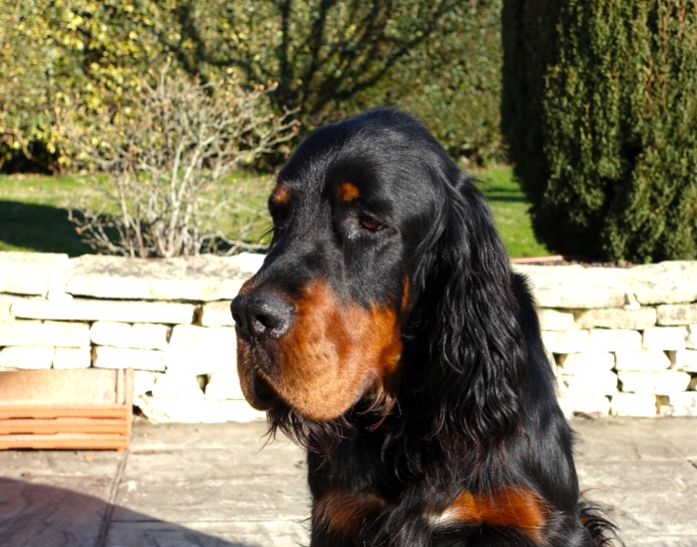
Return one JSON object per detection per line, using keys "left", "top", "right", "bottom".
{"left": 0, "top": 174, "right": 92, "bottom": 255}
{"left": 473, "top": 166, "right": 550, "bottom": 258}
{"left": 0, "top": 166, "right": 549, "bottom": 258}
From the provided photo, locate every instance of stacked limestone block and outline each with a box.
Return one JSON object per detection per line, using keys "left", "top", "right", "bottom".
{"left": 1, "top": 252, "right": 696, "bottom": 421}
{"left": 516, "top": 262, "right": 697, "bottom": 418}
{"left": 0, "top": 251, "right": 265, "bottom": 423}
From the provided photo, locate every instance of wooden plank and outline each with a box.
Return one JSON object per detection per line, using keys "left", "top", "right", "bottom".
{"left": 0, "top": 368, "right": 133, "bottom": 450}
{"left": 0, "top": 417, "right": 127, "bottom": 435}
{"left": 0, "top": 404, "right": 129, "bottom": 419}
{"left": 0, "top": 433, "right": 129, "bottom": 450}
{"left": 0, "top": 368, "right": 130, "bottom": 405}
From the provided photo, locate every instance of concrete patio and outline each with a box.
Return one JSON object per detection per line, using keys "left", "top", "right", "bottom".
{"left": 0, "top": 417, "right": 695, "bottom": 546}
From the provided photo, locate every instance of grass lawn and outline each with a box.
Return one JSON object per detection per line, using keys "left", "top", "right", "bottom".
{"left": 472, "top": 166, "right": 550, "bottom": 258}
{"left": 0, "top": 166, "right": 549, "bottom": 258}
{"left": 0, "top": 174, "right": 92, "bottom": 256}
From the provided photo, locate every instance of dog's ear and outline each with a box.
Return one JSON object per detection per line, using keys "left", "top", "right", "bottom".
{"left": 413, "top": 173, "right": 526, "bottom": 455}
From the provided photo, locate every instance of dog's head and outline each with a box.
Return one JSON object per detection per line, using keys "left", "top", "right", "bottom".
{"left": 231, "top": 109, "right": 443, "bottom": 420}
{"left": 231, "top": 108, "right": 523, "bottom": 431}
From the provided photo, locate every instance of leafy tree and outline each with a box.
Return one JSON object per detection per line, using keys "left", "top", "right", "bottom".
{"left": 502, "top": 0, "right": 697, "bottom": 261}
{"left": 151, "top": 0, "right": 457, "bottom": 123}
{"left": 0, "top": 0, "right": 169, "bottom": 171}
{"left": 344, "top": 1, "right": 504, "bottom": 163}
{"left": 1, "top": 0, "right": 503, "bottom": 170}
{"left": 0, "top": 2, "right": 58, "bottom": 170}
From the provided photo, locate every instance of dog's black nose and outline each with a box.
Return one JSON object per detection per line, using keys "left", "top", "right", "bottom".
{"left": 231, "top": 292, "right": 293, "bottom": 341}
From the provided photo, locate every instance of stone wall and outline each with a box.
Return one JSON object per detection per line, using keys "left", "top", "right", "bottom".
{"left": 519, "top": 262, "right": 697, "bottom": 418}
{"left": 0, "top": 252, "right": 696, "bottom": 421}
{"left": 0, "top": 252, "right": 265, "bottom": 423}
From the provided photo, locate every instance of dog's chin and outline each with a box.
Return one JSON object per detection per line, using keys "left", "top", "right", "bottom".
{"left": 245, "top": 373, "right": 348, "bottom": 420}
{"left": 245, "top": 373, "right": 280, "bottom": 411}
{"left": 243, "top": 369, "right": 371, "bottom": 423}
{"left": 236, "top": 339, "right": 282, "bottom": 410}
{"left": 238, "top": 340, "right": 391, "bottom": 422}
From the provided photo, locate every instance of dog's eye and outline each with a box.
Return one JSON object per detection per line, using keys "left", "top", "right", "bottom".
{"left": 359, "top": 214, "right": 384, "bottom": 232}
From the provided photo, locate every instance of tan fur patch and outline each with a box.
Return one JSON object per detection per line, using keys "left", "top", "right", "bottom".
{"left": 440, "top": 486, "right": 547, "bottom": 543}
{"left": 338, "top": 182, "right": 360, "bottom": 203}
{"left": 401, "top": 277, "right": 410, "bottom": 310}
{"left": 271, "top": 183, "right": 290, "bottom": 205}
{"left": 314, "top": 490, "right": 386, "bottom": 533}
{"left": 239, "top": 279, "right": 401, "bottom": 420}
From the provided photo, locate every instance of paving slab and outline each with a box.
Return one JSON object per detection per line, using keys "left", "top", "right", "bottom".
{"left": 573, "top": 417, "right": 697, "bottom": 461}
{"left": 0, "top": 449, "right": 122, "bottom": 478}
{"left": 105, "top": 520, "right": 308, "bottom": 547}
{"left": 111, "top": 473, "right": 308, "bottom": 523}
{"left": 577, "top": 460, "right": 697, "bottom": 541}
{"left": 0, "top": 417, "right": 695, "bottom": 546}
{"left": 573, "top": 418, "right": 697, "bottom": 546}
{"left": 0, "top": 475, "right": 114, "bottom": 547}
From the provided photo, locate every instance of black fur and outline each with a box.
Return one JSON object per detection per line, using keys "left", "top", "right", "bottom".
{"left": 232, "top": 108, "right": 620, "bottom": 546}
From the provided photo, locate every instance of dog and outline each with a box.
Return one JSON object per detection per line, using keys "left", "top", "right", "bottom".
{"left": 231, "top": 108, "right": 618, "bottom": 546}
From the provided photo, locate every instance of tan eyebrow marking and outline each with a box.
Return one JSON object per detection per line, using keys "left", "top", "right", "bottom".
{"left": 338, "top": 181, "right": 360, "bottom": 203}
{"left": 271, "top": 183, "right": 290, "bottom": 205}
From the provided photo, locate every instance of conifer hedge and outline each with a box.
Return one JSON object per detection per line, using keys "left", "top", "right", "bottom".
{"left": 502, "top": 1, "right": 697, "bottom": 262}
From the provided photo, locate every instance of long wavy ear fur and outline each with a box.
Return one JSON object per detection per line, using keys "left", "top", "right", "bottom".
{"left": 413, "top": 172, "right": 526, "bottom": 458}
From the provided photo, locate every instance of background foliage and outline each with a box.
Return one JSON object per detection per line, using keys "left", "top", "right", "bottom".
{"left": 342, "top": 3, "right": 504, "bottom": 163}
{"left": 65, "top": 66, "right": 296, "bottom": 257}
{"left": 502, "top": 0, "right": 697, "bottom": 262}
{"left": 0, "top": 0, "right": 504, "bottom": 172}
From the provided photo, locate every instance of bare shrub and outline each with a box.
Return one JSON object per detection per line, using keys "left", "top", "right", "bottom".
{"left": 65, "top": 65, "right": 298, "bottom": 257}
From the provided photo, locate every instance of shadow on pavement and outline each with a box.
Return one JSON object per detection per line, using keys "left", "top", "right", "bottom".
{"left": 0, "top": 477, "right": 256, "bottom": 547}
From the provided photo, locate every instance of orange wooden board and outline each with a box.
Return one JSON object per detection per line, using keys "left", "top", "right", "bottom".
{"left": 0, "top": 405, "right": 129, "bottom": 420}
{"left": 0, "top": 417, "right": 128, "bottom": 435}
{"left": 0, "top": 433, "right": 129, "bottom": 450}
{"left": 0, "top": 368, "right": 130, "bottom": 405}
{"left": 0, "top": 369, "right": 133, "bottom": 450}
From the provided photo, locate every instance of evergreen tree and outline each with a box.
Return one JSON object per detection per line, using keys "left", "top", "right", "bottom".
{"left": 502, "top": 0, "right": 697, "bottom": 262}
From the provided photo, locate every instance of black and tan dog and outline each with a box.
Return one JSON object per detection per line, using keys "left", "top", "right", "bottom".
{"left": 232, "top": 109, "right": 618, "bottom": 546}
